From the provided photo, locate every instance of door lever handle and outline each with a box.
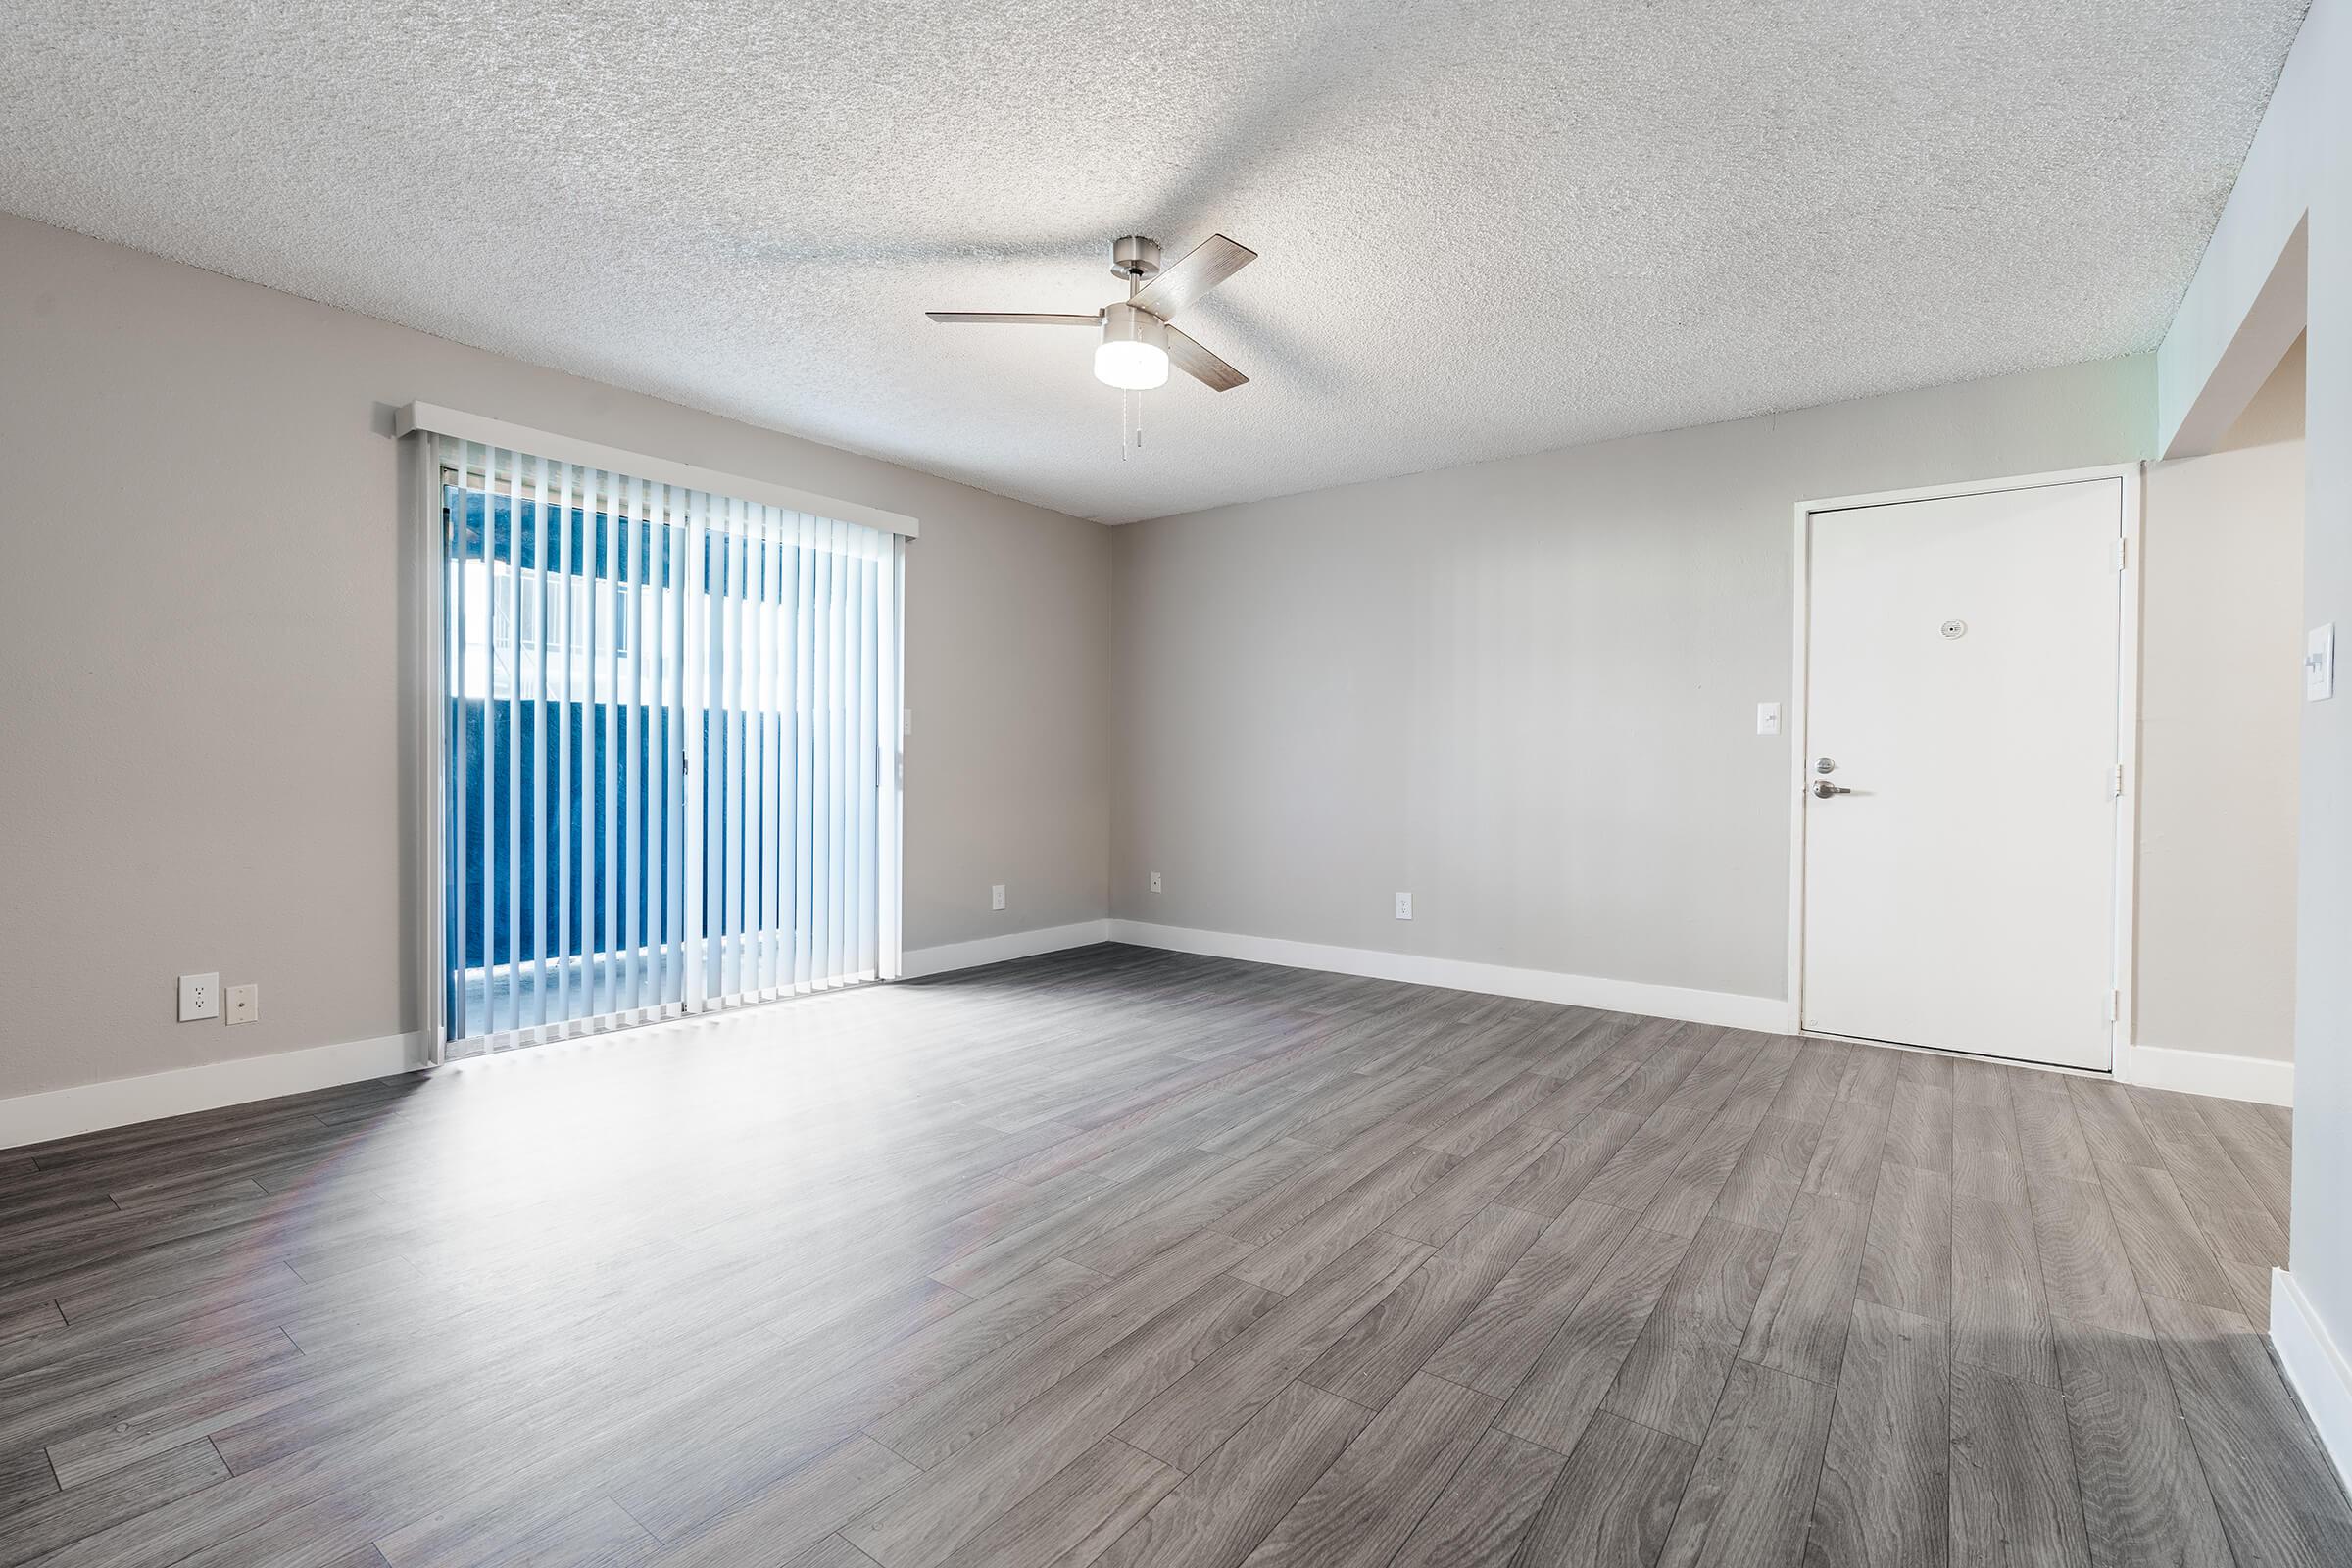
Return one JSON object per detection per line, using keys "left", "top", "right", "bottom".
{"left": 1812, "top": 780, "right": 1853, "bottom": 799}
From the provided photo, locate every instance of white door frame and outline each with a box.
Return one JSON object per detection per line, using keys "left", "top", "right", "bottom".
{"left": 1785, "top": 463, "right": 2145, "bottom": 1071}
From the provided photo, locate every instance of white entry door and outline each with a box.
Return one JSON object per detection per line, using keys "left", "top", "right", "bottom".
{"left": 1799, "top": 476, "right": 2128, "bottom": 1070}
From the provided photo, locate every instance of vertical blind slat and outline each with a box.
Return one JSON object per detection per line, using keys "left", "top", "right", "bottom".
{"left": 446, "top": 450, "right": 469, "bottom": 1042}
{"left": 477, "top": 445, "right": 497, "bottom": 1043}
{"left": 737, "top": 507, "right": 757, "bottom": 999}
{"left": 745, "top": 504, "right": 763, "bottom": 997}
{"left": 579, "top": 470, "right": 602, "bottom": 1024}
{"left": 856, "top": 537, "right": 876, "bottom": 976}
{"left": 701, "top": 501, "right": 719, "bottom": 1004}
{"left": 528, "top": 454, "right": 549, "bottom": 1032}
{"left": 857, "top": 530, "right": 871, "bottom": 980}
{"left": 710, "top": 503, "right": 725, "bottom": 1002}
{"left": 620, "top": 474, "right": 641, "bottom": 1018}
{"left": 650, "top": 483, "right": 667, "bottom": 1011}
{"left": 722, "top": 502, "right": 743, "bottom": 1000}
{"left": 790, "top": 511, "right": 809, "bottom": 993}
{"left": 600, "top": 471, "right": 619, "bottom": 1023}
{"left": 677, "top": 486, "right": 701, "bottom": 1020}
{"left": 795, "top": 510, "right": 817, "bottom": 993}
{"left": 808, "top": 514, "right": 827, "bottom": 992}
{"left": 844, "top": 530, "right": 860, "bottom": 982}
{"left": 509, "top": 453, "right": 524, "bottom": 1036}
{"left": 785, "top": 521, "right": 804, "bottom": 992}
{"left": 826, "top": 516, "right": 846, "bottom": 986}
{"left": 650, "top": 482, "right": 672, "bottom": 1012}
{"left": 749, "top": 503, "right": 769, "bottom": 998}
{"left": 874, "top": 543, "right": 889, "bottom": 982}
{"left": 555, "top": 461, "right": 574, "bottom": 1030}
{"left": 640, "top": 478, "right": 661, "bottom": 1014}
{"left": 762, "top": 505, "right": 785, "bottom": 998}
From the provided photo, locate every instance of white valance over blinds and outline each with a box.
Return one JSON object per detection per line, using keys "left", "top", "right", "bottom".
{"left": 395, "top": 402, "right": 920, "bottom": 538}
{"left": 416, "top": 423, "right": 905, "bottom": 1061}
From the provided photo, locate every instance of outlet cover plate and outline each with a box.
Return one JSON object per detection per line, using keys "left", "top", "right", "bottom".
{"left": 178, "top": 972, "right": 220, "bottom": 1022}
{"left": 226, "top": 983, "right": 260, "bottom": 1025}
{"left": 990, "top": 883, "right": 1007, "bottom": 911}
{"left": 1394, "top": 892, "right": 1413, "bottom": 921}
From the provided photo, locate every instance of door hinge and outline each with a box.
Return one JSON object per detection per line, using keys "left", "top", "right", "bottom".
{"left": 2111, "top": 762, "right": 2126, "bottom": 798}
{"left": 2105, "top": 989, "right": 2121, "bottom": 1023}
{"left": 2114, "top": 537, "right": 2128, "bottom": 570}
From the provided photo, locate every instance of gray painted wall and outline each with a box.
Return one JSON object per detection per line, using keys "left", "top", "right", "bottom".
{"left": 2139, "top": 339, "right": 2305, "bottom": 1065}
{"left": 2282, "top": 0, "right": 2352, "bottom": 1404}
{"left": 1109, "top": 356, "right": 2291, "bottom": 1043}
{"left": 0, "top": 214, "right": 1110, "bottom": 1101}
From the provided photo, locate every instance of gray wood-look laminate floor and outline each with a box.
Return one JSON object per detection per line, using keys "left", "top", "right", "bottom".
{"left": 2, "top": 943, "right": 2345, "bottom": 1568}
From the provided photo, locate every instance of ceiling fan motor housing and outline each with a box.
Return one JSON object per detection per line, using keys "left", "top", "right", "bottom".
{"left": 1110, "top": 235, "right": 1162, "bottom": 282}
{"left": 1097, "top": 301, "right": 1172, "bottom": 389}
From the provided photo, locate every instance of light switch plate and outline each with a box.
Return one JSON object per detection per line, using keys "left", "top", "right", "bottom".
{"left": 178, "top": 972, "right": 220, "bottom": 1022}
{"left": 2310, "top": 624, "right": 2336, "bottom": 701}
{"left": 226, "top": 984, "right": 259, "bottom": 1025}
{"left": 1756, "top": 702, "right": 1782, "bottom": 736}
{"left": 1394, "top": 892, "right": 1413, "bottom": 921}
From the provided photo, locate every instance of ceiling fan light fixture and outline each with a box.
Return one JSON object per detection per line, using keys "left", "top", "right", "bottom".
{"left": 1095, "top": 301, "right": 1170, "bottom": 390}
{"left": 929, "top": 234, "right": 1252, "bottom": 394}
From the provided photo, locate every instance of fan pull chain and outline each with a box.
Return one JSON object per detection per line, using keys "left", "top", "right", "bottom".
{"left": 1118, "top": 388, "right": 1145, "bottom": 461}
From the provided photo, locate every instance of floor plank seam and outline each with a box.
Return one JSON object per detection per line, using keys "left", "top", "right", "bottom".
{"left": 1782, "top": 1355, "right": 1847, "bottom": 1567}
{"left": 2004, "top": 1073, "right": 2119, "bottom": 1562}
{"left": 604, "top": 1489, "right": 668, "bottom": 1548}
{"left": 1636, "top": 1142, "right": 1820, "bottom": 1552}
{"left": 1731, "top": 1350, "right": 1836, "bottom": 1390}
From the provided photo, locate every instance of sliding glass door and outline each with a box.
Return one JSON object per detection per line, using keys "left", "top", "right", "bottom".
{"left": 433, "top": 439, "right": 902, "bottom": 1058}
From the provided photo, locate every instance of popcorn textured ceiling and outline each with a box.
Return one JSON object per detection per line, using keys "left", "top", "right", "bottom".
{"left": 0, "top": 1, "right": 2308, "bottom": 523}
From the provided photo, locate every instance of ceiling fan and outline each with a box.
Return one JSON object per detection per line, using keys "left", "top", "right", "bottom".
{"left": 927, "top": 234, "right": 1257, "bottom": 393}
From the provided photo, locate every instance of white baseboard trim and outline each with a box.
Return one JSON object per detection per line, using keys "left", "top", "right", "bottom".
{"left": 1105, "top": 920, "right": 1786, "bottom": 1033}
{"left": 902, "top": 920, "right": 1113, "bottom": 979}
{"left": 0, "top": 1030, "right": 425, "bottom": 1152}
{"left": 2271, "top": 1267, "right": 2352, "bottom": 1496}
{"left": 2118, "top": 1041, "right": 2293, "bottom": 1105}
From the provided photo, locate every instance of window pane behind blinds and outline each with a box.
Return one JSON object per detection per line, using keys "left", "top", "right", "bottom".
{"left": 440, "top": 439, "right": 901, "bottom": 1055}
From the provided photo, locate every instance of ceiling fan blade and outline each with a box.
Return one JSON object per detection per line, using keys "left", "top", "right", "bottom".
{"left": 1128, "top": 234, "right": 1256, "bottom": 321}
{"left": 925, "top": 312, "right": 1102, "bottom": 325}
{"left": 1165, "top": 326, "right": 1249, "bottom": 392}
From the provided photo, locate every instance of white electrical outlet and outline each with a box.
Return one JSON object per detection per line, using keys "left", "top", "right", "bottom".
{"left": 226, "top": 983, "right": 259, "bottom": 1025}
{"left": 1756, "top": 702, "right": 1782, "bottom": 736}
{"left": 1150, "top": 871, "right": 1163, "bottom": 894}
{"left": 991, "top": 883, "right": 1007, "bottom": 911}
{"left": 177, "top": 972, "right": 220, "bottom": 1022}
{"left": 2310, "top": 624, "right": 2336, "bottom": 702}
{"left": 1394, "top": 892, "right": 1413, "bottom": 921}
